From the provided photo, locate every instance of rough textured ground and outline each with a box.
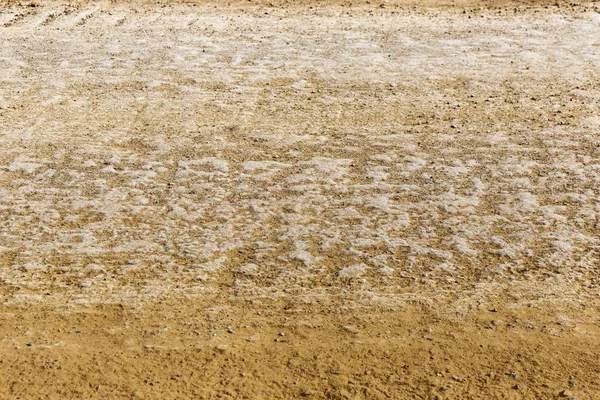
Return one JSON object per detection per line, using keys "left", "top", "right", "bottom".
{"left": 1, "top": 0, "right": 600, "bottom": 398}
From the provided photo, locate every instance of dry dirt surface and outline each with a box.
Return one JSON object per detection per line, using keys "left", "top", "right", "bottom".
{"left": 1, "top": 0, "right": 600, "bottom": 398}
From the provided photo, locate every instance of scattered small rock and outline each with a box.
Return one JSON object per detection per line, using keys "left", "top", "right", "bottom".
{"left": 508, "top": 372, "right": 517, "bottom": 378}
{"left": 342, "top": 325, "right": 359, "bottom": 334}
{"left": 215, "top": 344, "right": 228, "bottom": 353}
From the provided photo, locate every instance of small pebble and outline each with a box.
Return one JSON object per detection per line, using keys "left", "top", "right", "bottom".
{"left": 508, "top": 372, "right": 517, "bottom": 378}
{"left": 215, "top": 344, "right": 228, "bottom": 353}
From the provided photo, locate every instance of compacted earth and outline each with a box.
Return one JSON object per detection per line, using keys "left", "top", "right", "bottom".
{"left": 1, "top": 0, "right": 600, "bottom": 398}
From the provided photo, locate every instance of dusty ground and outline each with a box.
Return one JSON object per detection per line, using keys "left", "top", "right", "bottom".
{"left": 1, "top": 0, "right": 600, "bottom": 398}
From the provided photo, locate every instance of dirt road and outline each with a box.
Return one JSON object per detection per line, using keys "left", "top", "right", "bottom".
{"left": 1, "top": 0, "right": 600, "bottom": 398}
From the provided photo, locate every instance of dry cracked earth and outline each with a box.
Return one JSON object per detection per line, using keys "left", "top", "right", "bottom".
{"left": 1, "top": 0, "right": 600, "bottom": 398}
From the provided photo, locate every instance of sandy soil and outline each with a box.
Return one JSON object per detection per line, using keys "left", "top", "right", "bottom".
{"left": 1, "top": 0, "right": 600, "bottom": 398}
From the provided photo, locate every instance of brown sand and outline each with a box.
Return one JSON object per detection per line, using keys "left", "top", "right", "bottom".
{"left": 1, "top": 0, "right": 600, "bottom": 398}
